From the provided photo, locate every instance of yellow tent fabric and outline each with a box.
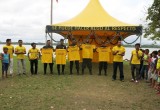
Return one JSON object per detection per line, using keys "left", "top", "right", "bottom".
{"left": 53, "top": 0, "right": 135, "bottom": 27}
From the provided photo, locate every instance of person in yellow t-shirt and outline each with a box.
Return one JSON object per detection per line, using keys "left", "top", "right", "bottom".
{"left": 112, "top": 40, "right": 125, "bottom": 81}
{"left": 96, "top": 42, "right": 111, "bottom": 76}
{"left": 28, "top": 43, "right": 40, "bottom": 75}
{"left": 156, "top": 50, "right": 160, "bottom": 94}
{"left": 80, "top": 39, "right": 96, "bottom": 75}
{"left": 67, "top": 38, "right": 80, "bottom": 75}
{"left": 3, "top": 39, "right": 14, "bottom": 76}
{"left": 130, "top": 43, "right": 143, "bottom": 83}
{"left": 15, "top": 40, "right": 26, "bottom": 75}
{"left": 41, "top": 40, "right": 54, "bottom": 75}
{"left": 56, "top": 39, "right": 66, "bottom": 75}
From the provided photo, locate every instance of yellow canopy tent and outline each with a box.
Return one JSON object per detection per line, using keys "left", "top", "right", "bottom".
{"left": 46, "top": 0, "right": 142, "bottom": 62}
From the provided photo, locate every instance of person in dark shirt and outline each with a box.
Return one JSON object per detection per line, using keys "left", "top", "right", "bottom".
{"left": 42, "top": 40, "right": 54, "bottom": 75}
{"left": 56, "top": 39, "right": 66, "bottom": 75}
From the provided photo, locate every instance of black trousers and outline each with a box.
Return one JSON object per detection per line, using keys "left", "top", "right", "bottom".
{"left": 57, "top": 64, "right": 65, "bottom": 75}
{"left": 44, "top": 63, "right": 53, "bottom": 74}
{"left": 112, "top": 62, "right": 124, "bottom": 80}
{"left": 99, "top": 62, "right": 108, "bottom": 75}
{"left": 70, "top": 60, "right": 79, "bottom": 74}
{"left": 30, "top": 59, "right": 38, "bottom": 74}
{"left": 82, "top": 58, "right": 92, "bottom": 74}
{"left": 131, "top": 64, "right": 140, "bottom": 80}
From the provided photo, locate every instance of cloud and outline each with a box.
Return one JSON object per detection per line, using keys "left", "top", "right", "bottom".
{"left": 0, "top": 0, "right": 154, "bottom": 44}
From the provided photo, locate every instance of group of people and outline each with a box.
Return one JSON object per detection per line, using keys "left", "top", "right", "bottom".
{"left": 0, "top": 38, "right": 160, "bottom": 94}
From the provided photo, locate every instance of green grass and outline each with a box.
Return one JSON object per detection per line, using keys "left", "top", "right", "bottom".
{"left": 0, "top": 58, "right": 160, "bottom": 110}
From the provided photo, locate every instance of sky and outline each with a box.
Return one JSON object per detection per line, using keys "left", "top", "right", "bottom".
{"left": 0, "top": 0, "right": 154, "bottom": 44}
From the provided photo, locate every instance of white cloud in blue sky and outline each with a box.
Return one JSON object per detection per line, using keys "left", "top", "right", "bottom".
{"left": 0, "top": 0, "right": 153, "bottom": 44}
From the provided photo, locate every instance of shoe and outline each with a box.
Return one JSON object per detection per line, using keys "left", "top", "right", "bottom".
{"left": 120, "top": 79, "right": 124, "bottom": 82}
{"left": 130, "top": 79, "right": 135, "bottom": 82}
{"left": 98, "top": 73, "right": 101, "bottom": 76}
{"left": 135, "top": 80, "right": 139, "bottom": 83}
{"left": 112, "top": 79, "right": 116, "bottom": 81}
{"left": 23, "top": 73, "right": 26, "bottom": 75}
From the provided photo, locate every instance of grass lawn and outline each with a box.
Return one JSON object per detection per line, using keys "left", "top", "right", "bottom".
{"left": 0, "top": 58, "right": 160, "bottom": 110}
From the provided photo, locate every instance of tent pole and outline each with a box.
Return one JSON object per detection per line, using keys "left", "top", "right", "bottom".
{"left": 140, "top": 35, "right": 142, "bottom": 47}
{"left": 50, "top": 0, "right": 53, "bottom": 45}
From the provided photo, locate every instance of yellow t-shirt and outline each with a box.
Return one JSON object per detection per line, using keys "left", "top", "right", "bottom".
{"left": 15, "top": 46, "right": 26, "bottom": 59}
{"left": 68, "top": 45, "right": 80, "bottom": 61}
{"left": 131, "top": 50, "right": 143, "bottom": 64}
{"left": 156, "top": 58, "right": 160, "bottom": 70}
{"left": 81, "top": 44, "right": 96, "bottom": 59}
{"left": 112, "top": 46, "right": 125, "bottom": 62}
{"left": 41, "top": 48, "right": 53, "bottom": 63}
{"left": 55, "top": 49, "right": 67, "bottom": 64}
{"left": 28, "top": 48, "right": 40, "bottom": 60}
{"left": 97, "top": 47, "right": 111, "bottom": 62}
{"left": 3, "top": 45, "right": 14, "bottom": 58}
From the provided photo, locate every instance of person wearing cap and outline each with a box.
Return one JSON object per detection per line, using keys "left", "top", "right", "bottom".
{"left": 15, "top": 40, "right": 26, "bottom": 75}
{"left": 112, "top": 40, "right": 125, "bottom": 81}
{"left": 96, "top": 41, "right": 111, "bottom": 76}
{"left": 56, "top": 39, "right": 66, "bottom": 75}
{"left": 67, "top": 38, "right": 80, "bottom": 75}
{"left": 42, "top": 40, "right": 54, "bottom": 75}
{"left": 28, "top": 43, "right": 40, "bottom": 75}
{"left": 3, "top": 39, "right": 14, "bottom": 76}
{"left": 80, "top": 39, "right": 96, "bottom": 75}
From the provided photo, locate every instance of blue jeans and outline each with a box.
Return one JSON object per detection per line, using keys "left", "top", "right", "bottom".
{"left": 139, "top": 65, "right": 148, "bottom": 80}
{"left": 112, "top": 62, "right": 124, "bottom": 80}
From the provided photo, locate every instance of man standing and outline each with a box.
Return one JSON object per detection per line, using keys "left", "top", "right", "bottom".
{"left": 41, "top": 40, "right": 54, "bottom": 75}
{"left": 81, "top": 39, "right": 96, "bottom": 75}
{"left": 28, "top": 43, "right": 40, "bottom": 75}
{"left": 15, "top": 40, "right": 26, "bottom": 75}
{"left": 67, "top": 38, "right": 80, "bottom": 75}
{"left": 56, "top": 39, "right": 66, "bottom": 75}
{"left": 97, "top": 42, "right": 111, "bottom": 76}
{"left": 112, "top": 40, "right": 125, "bottom": 81}
{"left": 3, "top": 39, "right": 14, "bottom": 76}
{"left": 130, "top": 43, "right": 143, "bottom": 83}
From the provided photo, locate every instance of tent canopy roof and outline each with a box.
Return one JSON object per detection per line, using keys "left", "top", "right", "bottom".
{"left": 52, "top": 0, "right": 137, "bottom": 27}
{"left": 46, "top": 0, "right": 142, "bottom": 37}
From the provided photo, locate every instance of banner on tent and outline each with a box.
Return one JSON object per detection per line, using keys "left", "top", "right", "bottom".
{"left": 46, "top": 25, "right": 142, "bottom": 34}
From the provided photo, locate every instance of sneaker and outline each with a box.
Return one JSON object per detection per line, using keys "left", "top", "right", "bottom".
{"left": 130, "top": 79, "right": 134, "bottom": 82}
{"left": 135, "top": 80, "right": 139, "bottom": 83}
{"left": 120, "top": 79, "right": 124, "bottom": 82}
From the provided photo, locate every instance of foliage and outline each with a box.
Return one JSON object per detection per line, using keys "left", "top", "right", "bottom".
{"left": 144, "top": 0, "right": 160, "bottom": 40}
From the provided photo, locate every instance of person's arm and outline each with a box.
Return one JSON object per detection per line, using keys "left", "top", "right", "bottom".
{"left": 130, "top": 55, "right": 133, "bottom": 65}
{"left": 112, "top": 50, "right": 119, "bottom": 55}
{"left": 136, "top": 50, "right": 141, "bottom": 59}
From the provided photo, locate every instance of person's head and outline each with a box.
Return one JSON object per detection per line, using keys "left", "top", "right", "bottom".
{"left": 6, "top": 39, "right": 11, "bottom": 45}
{"left": 18, "top": 40, "right": 23, "bottom": 46}
{"left": 101, "top": 41, "right": 106, "bottom": 46}
{"left": 3, "top": 47, "right": 8, "bottom": 53}
{"left": 86, "top": 39, "right": 89, "bottom": 43}
{"left": 72, "top": 38, "right": 76, "bottom": 45}
{"left": 152, "top": 51, "right": 158, "bottom": 58}
{"left": 60, "top": 39, "right": 64, "bottom": 45}
{"left": 158, "top": 50, "right": 160, "bottom": 56}
{"left": 31, "top": 42, "right": 36, "bottom": 48}
{"left": 46, "top": 40, "right": 51, "bottom": 46}
{"left": 117, "top": 40, "right": 122, "bottom": 47}
{"left": 145, "top": 49, "right": 149, "bottom": 54}
{"left": 135, "top": 43, "right": 140, "bottom": 50}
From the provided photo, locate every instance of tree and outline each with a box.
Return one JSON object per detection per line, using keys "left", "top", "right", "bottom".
{"left": 144, "top": 0, "right": 160, "bottom": 40}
